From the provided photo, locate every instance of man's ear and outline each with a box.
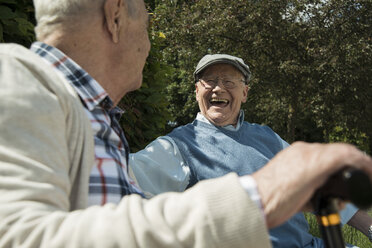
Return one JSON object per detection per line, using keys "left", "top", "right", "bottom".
{"left": 195, "top": 83, "right": 200, "bottom": 102}
{"left": 104, "top": 0, "right": 126, "bottom": 43}
{"left": 241, "top": 84, "right": 249, "bottom": 103}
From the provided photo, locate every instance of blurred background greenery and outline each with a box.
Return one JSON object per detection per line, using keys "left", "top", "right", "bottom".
{"left": 305, "top": 209, "right": 372, "bottom": 247}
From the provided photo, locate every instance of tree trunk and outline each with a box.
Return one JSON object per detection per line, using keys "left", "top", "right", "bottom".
{"left": 287, "top": 102, "right": 296, "bottom": 144}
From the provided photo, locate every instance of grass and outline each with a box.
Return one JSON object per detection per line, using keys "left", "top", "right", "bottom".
{"left": 305, "top": 209, "right": 372, "bottom": 248}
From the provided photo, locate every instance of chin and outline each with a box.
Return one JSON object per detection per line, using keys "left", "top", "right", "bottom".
{"left": 128, "top": 77, "right": 143, "bottom": 92}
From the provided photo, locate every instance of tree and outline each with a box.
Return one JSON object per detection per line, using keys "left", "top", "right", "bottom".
{"left": 310, "top": 0, "right": 372, "bottom": 152}
{"left": 152, "top": 0, "right": 371, "bottom": 152}
{"left": 0, "top": 0, "right": 35, "bottom": 46}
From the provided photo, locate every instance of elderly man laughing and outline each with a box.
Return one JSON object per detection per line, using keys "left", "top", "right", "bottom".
{"left": 130, "top": 54, "right": 369, "bottom": 248}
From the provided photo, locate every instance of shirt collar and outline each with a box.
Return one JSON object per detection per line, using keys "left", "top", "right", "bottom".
{"left": 196, "top": 110, "right": 245, "bottom": 131}
{"left": 30, "top": 41, "right": 112, "bottom": 111}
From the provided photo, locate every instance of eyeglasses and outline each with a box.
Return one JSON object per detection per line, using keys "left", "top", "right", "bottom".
{"left": 198, "top": 77, "right": 244, "bottom": 90}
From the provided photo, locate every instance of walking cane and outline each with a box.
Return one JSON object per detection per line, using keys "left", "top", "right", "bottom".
{"left": 312, "top": 167, "right": 372, "bottom": 248}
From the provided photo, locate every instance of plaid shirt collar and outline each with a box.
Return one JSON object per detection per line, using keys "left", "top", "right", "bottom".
{"left": 30, "top": 41, "right": 123, "bottom": 116}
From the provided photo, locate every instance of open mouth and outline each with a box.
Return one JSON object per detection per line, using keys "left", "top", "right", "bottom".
{"left": 209, "top": 98, "right": 229, "bottom": 107}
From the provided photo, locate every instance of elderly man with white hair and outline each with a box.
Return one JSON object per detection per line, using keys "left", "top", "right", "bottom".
{"left": 0, "top": 0, "right": 372, "bottom": 247}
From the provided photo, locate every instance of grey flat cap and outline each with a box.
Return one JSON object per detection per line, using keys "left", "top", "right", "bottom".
{"left": 194, "top": 54, "right": 251, "bottom": 83}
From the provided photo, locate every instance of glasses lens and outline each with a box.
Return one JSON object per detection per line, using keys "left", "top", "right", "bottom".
{"left": 204, "top": 80, "right": 216, "bottom": 88}
{"left": 222, "top": 81, "right": 236, "bottom": 89}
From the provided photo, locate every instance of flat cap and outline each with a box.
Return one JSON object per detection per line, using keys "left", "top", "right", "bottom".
{"left": 194, "top": 54, "right": 251, "bottom": 83}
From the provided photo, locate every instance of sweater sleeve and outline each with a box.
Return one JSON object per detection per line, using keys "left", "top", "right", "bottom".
{"left": 0, "top": 45, "right": 271, "bottom": 248}
{"left": 85, "top": 173, "right": 272, "bottom": 248}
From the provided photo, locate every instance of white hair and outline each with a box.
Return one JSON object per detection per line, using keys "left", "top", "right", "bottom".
{"left": 33, "top": 0, "right": 141, "bottom": 40}
{"left": 33, "top": 0, "right": 105, "bottom": 40}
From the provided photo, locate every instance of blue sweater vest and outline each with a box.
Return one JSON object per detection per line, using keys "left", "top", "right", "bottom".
{"left": 167, "top": 119, "right": 318, "bottom": 248}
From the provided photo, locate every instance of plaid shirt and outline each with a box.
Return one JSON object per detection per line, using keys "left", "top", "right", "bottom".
{"left": 31, "top": 42, "right": 144, "bottom": 205}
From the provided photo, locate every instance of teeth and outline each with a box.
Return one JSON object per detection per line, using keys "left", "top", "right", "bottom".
{"left": 210, "top": 98, "right": 229, "bottom": 104}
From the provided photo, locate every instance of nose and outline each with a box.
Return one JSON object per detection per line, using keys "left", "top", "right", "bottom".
{"left": 212, "top": 82, "right": 225, "bottom": 92}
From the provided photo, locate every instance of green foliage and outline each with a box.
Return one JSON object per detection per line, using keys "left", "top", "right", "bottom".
{"left": 0, "top": 0, "right": 35, "bottom": 47}
{"left": 328, "top": 126, "right": 370, "bottom": 152}
{"left": 153, "top": 0, "right": 372, "bottom": 152}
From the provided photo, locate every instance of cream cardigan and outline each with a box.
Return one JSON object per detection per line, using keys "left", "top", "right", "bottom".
{"left": 0, "top": 44, "right": 271, "bottom": 248}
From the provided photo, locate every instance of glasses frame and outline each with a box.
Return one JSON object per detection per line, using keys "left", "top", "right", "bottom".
{"left": 198, "top": 77, "right": 246, "bottom": 90}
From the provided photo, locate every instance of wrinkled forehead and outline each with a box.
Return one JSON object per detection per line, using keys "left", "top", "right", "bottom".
{"left": 200, "top": 63, "right": 244, "bottom": 79}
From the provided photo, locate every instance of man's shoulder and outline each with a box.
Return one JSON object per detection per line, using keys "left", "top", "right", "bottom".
{"left": 169, "top": 119, "right": 218, "bottom": 134}
{"left": 0, "top": 43, "right": 55, "bottom": 79}
{"left": 242, "top": 121, "right": 275, "bottom": 133}
{"left": 242, "top": 121, "right": 289, "bottom": 147}
{"left": 0, "top": 43, "right": 40, "bottom": 63}
{"left": 0, "top": 43, "right": 79, "bottom": 104}
{"left": 167, "top": 122, "right": 194, "bottom": 135}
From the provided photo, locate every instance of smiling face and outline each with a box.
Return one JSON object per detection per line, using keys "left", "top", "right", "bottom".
{"left": 195, "top": 63, "right": 249, "bottom": 126}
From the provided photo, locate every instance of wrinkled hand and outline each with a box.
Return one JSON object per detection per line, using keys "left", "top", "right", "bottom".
{"left": 251, "top": 142, "right": 372, "bottom": 228}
